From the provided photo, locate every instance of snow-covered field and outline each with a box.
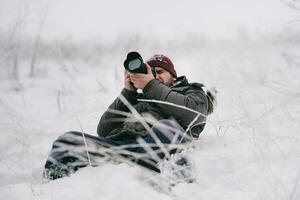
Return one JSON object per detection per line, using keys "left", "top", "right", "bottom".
{"left": 1, "top": 0, "right": 300, "bottom": 199}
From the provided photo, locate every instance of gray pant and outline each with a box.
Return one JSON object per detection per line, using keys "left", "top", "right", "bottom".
{"left": 44, "top": 120, "right": 188, "bottom": 180}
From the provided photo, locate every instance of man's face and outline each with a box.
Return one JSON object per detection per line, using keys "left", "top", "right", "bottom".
{"left": 155, "top": 67, "right": 175, "bottom": 87}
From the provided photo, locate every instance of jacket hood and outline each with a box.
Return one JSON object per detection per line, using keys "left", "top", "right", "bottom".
{"left": 172, "top": 76, "right": 189, "bottom": 88}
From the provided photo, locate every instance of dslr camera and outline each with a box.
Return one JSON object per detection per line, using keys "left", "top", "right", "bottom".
{"left": 124, "top": 51, "right": 156, "bottom": 77}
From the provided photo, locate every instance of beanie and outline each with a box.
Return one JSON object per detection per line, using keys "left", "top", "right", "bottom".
{"left": 146, "top": 54, "right": 177, "bottom": 78}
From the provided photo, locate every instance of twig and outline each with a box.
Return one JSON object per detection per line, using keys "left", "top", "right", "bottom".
{"left": 137, "top": 98, "right": 207, "bottom": 117}
{"left": 118, "top": 94, "right": 171, "bottom": 159}
{"left": 67, "top": 95, "right": 92, "bottom": 166}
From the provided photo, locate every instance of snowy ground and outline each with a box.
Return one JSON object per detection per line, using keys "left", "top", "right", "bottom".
{"left": 1, "top": 33, "right": 300, "bottom": 200}
{"left": 1, "top": 0, "right": 300, "bottom": 200}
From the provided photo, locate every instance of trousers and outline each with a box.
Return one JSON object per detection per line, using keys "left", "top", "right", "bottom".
{"left": 44, "top": 120, "right": 188, "bottom": 180}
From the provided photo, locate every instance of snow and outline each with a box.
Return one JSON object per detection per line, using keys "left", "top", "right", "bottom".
{"left": 1, "top": 0, "right": 300, "bottom": 199}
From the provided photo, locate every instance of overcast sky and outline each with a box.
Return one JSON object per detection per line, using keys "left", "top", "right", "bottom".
{"left": 0, "top": 0, "right": 299, "bottom": 41}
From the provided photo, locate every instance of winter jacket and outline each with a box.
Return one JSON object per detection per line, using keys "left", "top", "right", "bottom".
{"left": 97, "top": 76, "right": 208, "bottom": 141}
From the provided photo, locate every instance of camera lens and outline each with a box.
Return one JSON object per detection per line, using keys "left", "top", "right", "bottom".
{"left": 128, "top": 58, "right": 142, "bottom": 70}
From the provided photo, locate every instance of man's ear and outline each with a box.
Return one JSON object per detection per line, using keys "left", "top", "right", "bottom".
{"left": 145, "top": 63, "right": 151, "bottom": 72}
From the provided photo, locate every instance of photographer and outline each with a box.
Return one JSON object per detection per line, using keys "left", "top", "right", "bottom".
{"left": 44, "top": 53, "right": 215, "bottom": 180}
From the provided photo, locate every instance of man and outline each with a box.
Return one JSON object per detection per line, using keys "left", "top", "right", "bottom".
{"left": 44, "top": 54, "right": 214, "bottom": 180}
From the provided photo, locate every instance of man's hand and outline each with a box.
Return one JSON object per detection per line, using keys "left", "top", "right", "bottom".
{"left": 124, "top": 70, "right": 137, "bottom": 91}
{"left": 129, "top": 64, "right": 154, "bottom": 90}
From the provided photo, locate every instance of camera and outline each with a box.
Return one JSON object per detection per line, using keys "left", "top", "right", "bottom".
{"left": 124, "top": 51, "right": 156, "bottom": 77}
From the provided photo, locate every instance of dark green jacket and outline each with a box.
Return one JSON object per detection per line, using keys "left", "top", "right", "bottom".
{"left": 97, "top": 76, "right": 208, "bottom": 140}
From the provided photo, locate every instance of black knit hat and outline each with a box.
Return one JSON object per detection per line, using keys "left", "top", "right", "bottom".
{"left": 147, "top": 54, "right": 177, "bottom": 78}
